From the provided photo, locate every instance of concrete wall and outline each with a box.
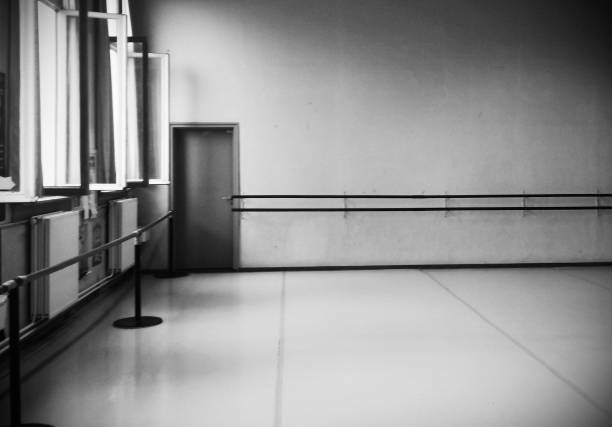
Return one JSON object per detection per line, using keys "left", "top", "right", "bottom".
{"left": 132, "top": 0, "right": 612, "bottom": 267}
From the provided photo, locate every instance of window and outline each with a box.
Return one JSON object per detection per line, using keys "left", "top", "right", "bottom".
{"left": 94, "top": 12, "right": 128, "bottom": 191}
{"left": 38, "top": 5, "right": 128, "bottom": 193}
{"left": 148, "top": 53, "right": 170, "bottom": 184}
{"left": 125, "top": 38, "right": 148, "bottom": 185}
{"left": 0, "top": 0, "right": 38, "bottom": 202}
{"left": 0, "top": 0, "right": 166, "bottom": 200}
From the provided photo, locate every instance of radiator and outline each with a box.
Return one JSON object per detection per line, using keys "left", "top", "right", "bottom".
{"left": 31, "top": 210, "right": 80, "bottom": 319}
{"left": 109, "top": 198, "right": 138, "bottom": 272}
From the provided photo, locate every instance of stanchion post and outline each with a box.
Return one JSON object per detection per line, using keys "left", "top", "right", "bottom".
{"left": 168, "top": 215, "right": 175, "bottom": 275}
{"left": 134, "top": 242, "right": 142, "bottom": 321}
{"left": 113, "top": 234, "right": 163, "bottom": 329}
{"left": 3, "top": 279, "right": 53, "bottom": 427}
{"left": 8, "top": 283, "right": 22, "bottom": 426}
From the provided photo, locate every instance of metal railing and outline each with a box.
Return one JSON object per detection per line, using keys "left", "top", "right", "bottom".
{"left": 0, "top": 210, "right": 176, "bottom": 427}
{"left": 230, "top": 193, "right": 612, "bottom": 212}
{"left": 231, "top": 193, "right": 612, "bottom": 198}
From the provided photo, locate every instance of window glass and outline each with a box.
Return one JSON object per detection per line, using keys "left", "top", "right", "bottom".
{"left": 0, "top": 0, "right": 37, "bottom": 201}
{"left": 38, "top": 6, "right": 128, "bottom": 191}
{"left": 148, "top": 53, "right": 169, "bottom": 184}
{"left": 89, "top": 11, "right": 127, "bottom": 190}
{"left": 126, "top": 41, "right": 146, "bottom": 183}
{"left": 39, "top": 5, "right": 82, "bottom": 187}
{"left": 105, "top": 0, "right": 133, "bottom": 37}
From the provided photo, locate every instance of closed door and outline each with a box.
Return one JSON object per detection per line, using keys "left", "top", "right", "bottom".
{"left": 173, "top": 127, "right": 234, "bottom": 269}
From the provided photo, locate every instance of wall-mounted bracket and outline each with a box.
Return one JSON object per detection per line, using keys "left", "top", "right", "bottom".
{"left": 444, "top": 194, "right": 449, "bottom": 218}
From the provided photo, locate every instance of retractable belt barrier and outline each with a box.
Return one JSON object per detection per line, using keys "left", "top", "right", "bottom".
{"left": 0, "top": 211, "right": 175, "bottom": 427}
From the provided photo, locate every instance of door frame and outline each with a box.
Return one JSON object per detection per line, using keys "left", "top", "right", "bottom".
{"left": 169, "top": 122, "right": 240, "bottom": 270}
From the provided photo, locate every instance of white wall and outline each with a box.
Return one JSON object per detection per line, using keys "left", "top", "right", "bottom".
{"left": 134, "top": 0, "right": 612, "bottom": 267}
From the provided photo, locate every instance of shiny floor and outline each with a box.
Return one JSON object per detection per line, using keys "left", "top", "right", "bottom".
{"left": 1, "top": 267, "right": 612, "bottom": 427}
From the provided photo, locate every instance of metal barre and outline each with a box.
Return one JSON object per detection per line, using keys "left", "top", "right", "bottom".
{"left": 231, "top": 193, "right": 612, "bottom": 199}
{"left": 233, "top": 206, "right": 612, "bottom": 212}
{"left": 230, "top": 194, "right": 612, "bottom": 212}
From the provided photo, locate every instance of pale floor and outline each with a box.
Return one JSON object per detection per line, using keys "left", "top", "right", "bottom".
{"left": 1, "top": 267, "right": 612, "bottom": 427}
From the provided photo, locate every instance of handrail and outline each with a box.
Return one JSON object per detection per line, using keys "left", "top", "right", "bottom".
{"left": 230, "top": 194, "right": 612, "bottom": 213}
{"left": 0, "top": 211, "right": 173, "bottom": 295}
{"left": 234, "top": 206, "right": 612, "bottom": 212}
{"left": 231, "top": 193, "right": 612, "bottom": 199}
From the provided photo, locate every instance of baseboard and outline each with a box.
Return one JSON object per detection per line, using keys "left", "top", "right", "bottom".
{"left": 142, "top": 268, "right": 168, "bottom": 274}
{"left": 236, "top": 262, "right": 612, "bottom": 272}
{"left": 144, "top": 262, "right": 612, "bottom": 275}
{"left": 142, "top": 268, "right": 234, "bottom": 274}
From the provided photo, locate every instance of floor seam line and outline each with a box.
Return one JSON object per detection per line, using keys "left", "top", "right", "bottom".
{"left": 273, "top": 271, "right": 287, "bottom": 427}
{"left": 552, "top": 268, "right": 612, "bottom": 293}
{"left": 419, "top": 269, "right": 612, "bottom": 419}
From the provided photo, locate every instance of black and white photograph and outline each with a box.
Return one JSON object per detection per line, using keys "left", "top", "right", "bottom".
{"left": 0, "top": 0, "right": 611, "bottom": 426}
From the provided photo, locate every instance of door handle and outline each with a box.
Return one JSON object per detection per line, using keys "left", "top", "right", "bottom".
{"left": 221, "top": 196, "right": 233, "bottom": 201}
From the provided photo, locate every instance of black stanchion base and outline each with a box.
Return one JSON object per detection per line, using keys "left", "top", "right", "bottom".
{"left": 113, "top": 316, "right": 163, "bottom": 329}
{"left": 153, "top": 271, "right": 189, "bottom": 278}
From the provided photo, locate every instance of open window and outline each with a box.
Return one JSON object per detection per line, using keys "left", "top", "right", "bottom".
{"left": 38, "top": 2, "right": 128, "bottom": 194}
{"left": 0, "top": 0, "right": 37, "bottom": 202}
{"left": 147, "top": 52, "right": 170, "bottom": 184}
{"left": 1, "top": 1, "right": 158, "bottom": 200}
{"left": 125, "top": 37, "right": 149, "bottom": 185}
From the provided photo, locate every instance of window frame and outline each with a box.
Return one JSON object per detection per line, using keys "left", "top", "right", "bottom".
{"left": 0, "top": 0, "right": 38, "bottom": 202}
{"left": 148, "top": 52, "right": 170, "bottom": 185}
{"left": 40, "top": 2, "right": 89, "bottom": 195}
{"left": 113, "top": 36, "right": 149, "bottom": 187}
{"left": 42, "top": 7, "right": 128, "bottom": 195}
{"left": 0, "top": 1, "right": 142, "bottom": 201}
